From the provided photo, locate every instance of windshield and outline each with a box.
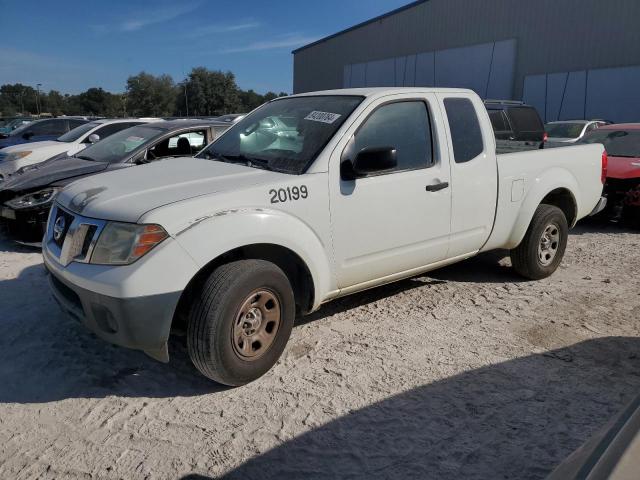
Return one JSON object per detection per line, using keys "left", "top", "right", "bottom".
{"left": 57, "top": 122, "right": 100, "bottom": 143}
{"left": 75, "top": 125, "right": 165, "bottom": 163}
{"left": 197, "top": 95, "right": 363, "bottom": 174}
{"left": 579, "top": 129, "right": 640, "bottom": 157}
{"left": 545, "top": 122, "right": 586, "bottom": 139}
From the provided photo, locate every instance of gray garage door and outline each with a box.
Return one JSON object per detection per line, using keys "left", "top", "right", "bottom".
{"left": 523, "top": 65, "right": 640, "bottom": 123}
{"left": 343, "top": 39, "right": 516, "bottom": 100}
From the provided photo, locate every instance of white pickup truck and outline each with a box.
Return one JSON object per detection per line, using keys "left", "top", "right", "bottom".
{"left": 43, "top": 88, "right": 606, "bottom": 386}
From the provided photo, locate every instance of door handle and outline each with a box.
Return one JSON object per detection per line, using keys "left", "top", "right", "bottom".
{"left": 425, "top": 182, "right": 449, "bottom": 192}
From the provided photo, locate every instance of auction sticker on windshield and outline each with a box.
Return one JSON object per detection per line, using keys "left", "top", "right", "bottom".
{"left": 304, "top": 111, "right": 342, "bottom": 124}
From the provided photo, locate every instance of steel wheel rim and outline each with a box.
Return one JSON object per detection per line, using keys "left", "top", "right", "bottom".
{"left": 538, "top": 223, "right": 561, "bottom": 266}
{"left": 232, "top": 289, "right": 281, "bottom": 361}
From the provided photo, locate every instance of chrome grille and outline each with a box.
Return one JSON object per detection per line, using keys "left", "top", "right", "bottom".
{"left": 45, "top": 204, "right": 107, "bottom": 266}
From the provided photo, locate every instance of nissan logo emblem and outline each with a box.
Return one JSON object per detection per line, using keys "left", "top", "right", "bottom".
{"left": 53, "top": 216, "right": 66, "bottom": 241}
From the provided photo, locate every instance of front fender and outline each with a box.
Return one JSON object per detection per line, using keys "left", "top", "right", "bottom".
{"left": 171, "top": 207, "right": 334, "bottom": 311}
{"left": 506, "top": 167, "right": 579, "bottom": 249}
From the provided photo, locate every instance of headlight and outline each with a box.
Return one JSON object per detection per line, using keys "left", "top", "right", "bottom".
{"left": 5, "top": 187, "right": 58, "bottom": 210}
{"left": 3, "top": 151, "right": 32, "bottom": 162}
{"left": 90, "top": 222, "right": 168, "bottom": 265}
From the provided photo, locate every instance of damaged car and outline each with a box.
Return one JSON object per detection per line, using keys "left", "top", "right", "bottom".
{"left": 578, "top": 123, "right": 640, "bottom": 226}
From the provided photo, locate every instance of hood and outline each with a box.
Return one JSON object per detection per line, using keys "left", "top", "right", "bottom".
{"left": 0, "top": 140, "right": 61, "bottom": 153}
{"left": 0, "top": 156, "right": 109, "bottom": 195}
{"left": 57, "top": 157, "right": 289, "bottom": 223}
{"left": 607, "top": 155, "right": 640, "bottom": 180}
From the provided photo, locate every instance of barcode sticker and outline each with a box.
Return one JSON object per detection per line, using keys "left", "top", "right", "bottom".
{"left": 304, "top": 111, "right": 342, "bottom": 124}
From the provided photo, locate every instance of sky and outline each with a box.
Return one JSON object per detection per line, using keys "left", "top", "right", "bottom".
{"left": 0, "top": 0, "right": 412, "bottom": 95}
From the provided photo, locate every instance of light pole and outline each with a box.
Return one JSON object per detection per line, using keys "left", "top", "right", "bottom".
{"left": 18, "top": 89, "right": 25, "bottom": 114}
{"left": 183, "top": 82, "right": 189, "bottom": 117}
{"left": 35, "top": 83, "right": 42, "bottom": 116}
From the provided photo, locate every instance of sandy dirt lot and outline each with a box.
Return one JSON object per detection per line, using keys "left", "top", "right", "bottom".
{"left": 0, "top": 221, "right": 639, "bottom": 480}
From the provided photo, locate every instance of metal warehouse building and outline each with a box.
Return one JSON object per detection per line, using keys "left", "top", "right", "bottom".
{"left": 293, "top": 0, "right": 640, "bottom": 122}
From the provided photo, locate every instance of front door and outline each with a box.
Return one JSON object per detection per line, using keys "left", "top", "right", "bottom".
{"left": 329, "top": 94, "right": 452, "bottom": 289}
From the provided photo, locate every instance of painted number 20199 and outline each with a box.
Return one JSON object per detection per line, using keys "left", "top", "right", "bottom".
{"left": 269, "top": 186, "right": 308, "bottom": 204}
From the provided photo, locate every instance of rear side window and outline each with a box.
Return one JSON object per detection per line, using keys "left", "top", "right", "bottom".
{"left": 353, "top": 101, "right": 433, "bottom": 172}
{"left": 507, "top": 107, "right": 543, "bottom": 134}
{"left": 30, "top": 120, "right": 67, "bottom": 135}
{"left": 68, "top": 119, "right": 88, "bottom": 129}
{"left": 444, "top": 98, "right": 484, "bottom": 163}
{"left": 91, "top": 122, "right": 141, "bottom": 141}
{"left": 488, "top": 110, "right": 510, "bottom": 133}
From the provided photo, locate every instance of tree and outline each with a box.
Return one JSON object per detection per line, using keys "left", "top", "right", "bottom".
{"left": 43, "top": 90, "right": 65, "bottom": 116}
{"left": 238, "top": 89, "right": 265, "bottom": 112}
{"left": 126, "top": 72, "right": 177, "bottom": 117}
{"left": 178, "top": 67, "right": 241, "bottom": 116}
{"left": 0, "top": 83, "right": 38, "bottom": 115}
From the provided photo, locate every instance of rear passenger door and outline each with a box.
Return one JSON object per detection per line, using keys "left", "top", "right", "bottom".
{"left": 439, "top": 93, "right": 498, "bottom": 257}
{"left": 330, "top": 93, "right": 452, "bottom": 289}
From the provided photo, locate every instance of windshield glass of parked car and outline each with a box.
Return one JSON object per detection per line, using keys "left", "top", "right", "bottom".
{"left": 75, "top": 125, "right": 165, "bottom": 163}
{"left": 57, "top": 122, "right": 100, "bottom": 142}
{"left": 9, "top": 121, "right": 37, "bottom": 137}
{"left": 197, "top": 95, "right": 364, "bottom": 174}
{"left": 579, "top": 130, "right": 640, "bottom": 157}
{"left": 545, "top": 122, "right": 585, "bottom": 139}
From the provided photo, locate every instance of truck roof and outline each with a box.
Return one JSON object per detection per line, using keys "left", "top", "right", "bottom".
{"left": 288, "top": 87, "right": 474, "bottom": 98}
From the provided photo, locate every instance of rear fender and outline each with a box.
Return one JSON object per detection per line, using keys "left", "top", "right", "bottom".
{"left": 506, "top": 168, "right": 579, "bottom": 249}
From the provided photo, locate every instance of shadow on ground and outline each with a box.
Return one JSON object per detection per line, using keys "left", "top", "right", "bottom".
{"left": 182, "top": 337, "right": 640, "bottom": 480}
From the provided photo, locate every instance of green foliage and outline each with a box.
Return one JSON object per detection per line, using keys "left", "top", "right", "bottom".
{"left": 126, "top": 72, "right": 177, "bottom": 117}
{"left": 0, "top": 69, "right": 289, "bottom": 118}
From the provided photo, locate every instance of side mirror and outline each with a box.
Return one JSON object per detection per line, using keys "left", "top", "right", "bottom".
{"left": 341, "top": 146, "right": 397, "bottom": 180}
{"left": 88, "top": 133, "right": 100, "bottom": 144}
{"left": 131, "top": 152, "right": 148, "bottom": 165}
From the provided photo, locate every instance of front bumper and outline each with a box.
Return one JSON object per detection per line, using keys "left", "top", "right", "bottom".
{"left": 45, "top": 257, "right": 181, "bottom": 362}
{"left": 0, "top": 204, "right": 49, "bottom": 244}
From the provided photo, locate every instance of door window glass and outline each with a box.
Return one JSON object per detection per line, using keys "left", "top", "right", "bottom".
{"left": 353, "top": 101, "right": 433, "bottom": 172}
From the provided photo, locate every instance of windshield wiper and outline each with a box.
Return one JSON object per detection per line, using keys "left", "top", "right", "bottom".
{"left": 210, "top": 153, "right": 275, "bottom": 171}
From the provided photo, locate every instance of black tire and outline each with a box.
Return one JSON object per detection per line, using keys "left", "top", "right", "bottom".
{"left": 187, "top": 259, "right": 295, "bottom": 386}
{"left": 510, "top": 204, "right": 568, "bottom": 280}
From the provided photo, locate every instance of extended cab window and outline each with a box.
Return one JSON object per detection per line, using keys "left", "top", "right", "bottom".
{"left": 353, "top": 101, "right": 433, "bottom": 172}
{"left": 444, "top": 98, "right": 484, "bottom": 163}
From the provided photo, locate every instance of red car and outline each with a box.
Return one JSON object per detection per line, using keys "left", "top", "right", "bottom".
{"left": 579, "top": 123, "right": 640, "bottom": 226}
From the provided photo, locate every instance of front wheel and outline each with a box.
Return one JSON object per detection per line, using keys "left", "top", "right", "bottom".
{"left": 510, "top": 204, "right": 568, "bottom": 280}
{"left": 187, "top": 259, "right": 295, "bottom": 386}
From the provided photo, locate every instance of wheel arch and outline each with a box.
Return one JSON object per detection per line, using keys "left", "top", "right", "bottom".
{"left": 506, "top": 169, "right": 580, "bottom": 249}
{"left": 172, "top": 242, "right": 317, "bottom": 334}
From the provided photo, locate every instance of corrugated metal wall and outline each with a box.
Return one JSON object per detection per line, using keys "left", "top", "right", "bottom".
{"left": 294, "top": 0, "right": 640, "bottom": 111}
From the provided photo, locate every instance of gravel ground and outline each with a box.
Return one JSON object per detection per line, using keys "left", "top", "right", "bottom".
{"left": 0, "top": 221, "right": 639, "bottom": 480}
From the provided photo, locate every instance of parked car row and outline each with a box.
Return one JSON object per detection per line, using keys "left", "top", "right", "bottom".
{"left": 481, "top": 101, "right": 638, "bottom": 226}
{"left": 0, "top": 117, "right": 91, "bottom": 149}
{"left": 0, "top": 118, "right": 231, "bottom": 243}
{"left": 1, "top": 87, "right": 603, "bottom": 387}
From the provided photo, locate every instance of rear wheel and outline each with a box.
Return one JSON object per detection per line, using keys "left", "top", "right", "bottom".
{"left": 510, "top": 204, "right": 568, "bottom": 280}
{"left": 187, "top": 259, "right": 295, "bottom": 386}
